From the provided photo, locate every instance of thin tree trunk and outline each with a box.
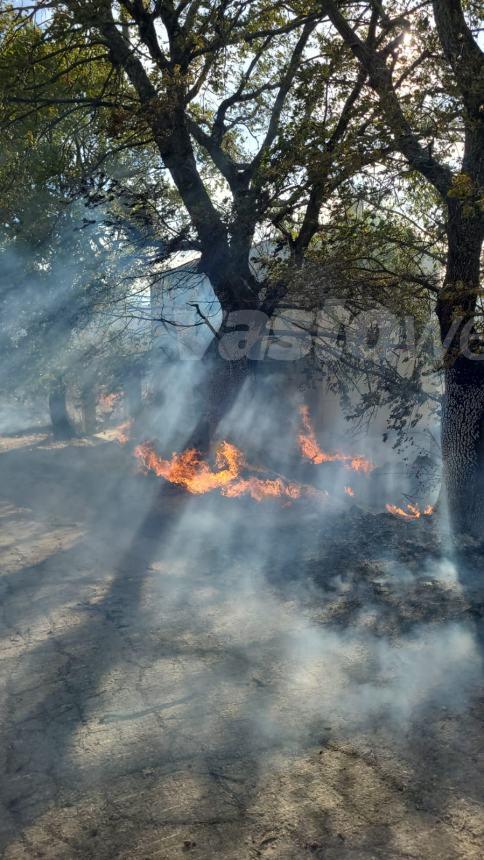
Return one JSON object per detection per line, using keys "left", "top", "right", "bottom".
{"left": 125, "top": 372, "right": 142, "bottom": 422}
{"left": 49, "top": 381, "right": 75, "bottom": 440}
{"left": 80, "top": 385, "right": 97, "bottom": 435}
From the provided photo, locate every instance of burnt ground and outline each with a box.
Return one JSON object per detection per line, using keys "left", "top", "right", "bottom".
{"left": 0, "top": 431, "right": 484, "bottom": 859}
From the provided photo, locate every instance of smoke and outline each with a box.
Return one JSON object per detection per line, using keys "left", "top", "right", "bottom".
{"left": 2, "top": 354, "right": 483, "bottom": 857}
{"left": 2, "top": 228, "right": 482, "bottom": 856}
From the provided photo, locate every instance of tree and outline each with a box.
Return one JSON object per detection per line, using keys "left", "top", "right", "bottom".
{"left": 4, "top": 0, "right": 476, "bottom": 531}
{"left": 0, "top": 129, "right": 155, "bottom": 439}
{"left": 315, "top": 0, "right": 483, "bottom": 534}
{"left": 0, "top": 8, "right": 177, "bottom": 436}
{"left": 1, "top": 0, "right": 394, "bottom": 447}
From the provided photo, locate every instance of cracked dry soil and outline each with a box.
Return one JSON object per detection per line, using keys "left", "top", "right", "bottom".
{"left": 0, "top": 432, "right": 484, "bottom": 859}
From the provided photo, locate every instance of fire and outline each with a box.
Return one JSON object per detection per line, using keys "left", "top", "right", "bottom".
{"left": 385, "top": 502, "right": 433, "bottom": 520}
{"left": 134, "top": 440, "right": 244, "bottom": 494}
{"left": 298, "top": 406, "right": 374, "bottom": 473}
{"left": 347, "top": 456, "right": 374, "bottom": 474}
{"left": 111, "top": 420, "right": 132, "bottom": 445}
{"left": 121, "top": 404, "right": 434, "bottom": 515}
{"left": 223, "top": 477, "right": 301, "bottom": 501}
{"left": 99, "top": 392, "right": 121, "bottom": 412}
{"left": 223, "top": 476, "right": 323, "bottom": 502}
{"left": 133, "top": 439, "right": 328, "bottom": 504}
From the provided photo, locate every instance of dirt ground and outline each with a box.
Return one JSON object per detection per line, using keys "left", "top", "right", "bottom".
{"left": 0, "top": 431, "right": 483, "bottom": 859}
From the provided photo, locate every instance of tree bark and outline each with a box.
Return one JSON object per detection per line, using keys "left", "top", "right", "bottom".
{"left": 438, "top": 211, "right": 484, "bottom": 537}
{"left": 184, "top": 325, "right": 253, "bottom": 452}
{"left": 80, "top": 385, "right": 97, "bottom": 436}
{"left": 125, "top": 371, "right": 143, "bottom": 422}
{"left": 49, "top": 381, "right": 75, "bottom": 440}
{"left": 441, "top": 359, "right": 484, "bottom": 536}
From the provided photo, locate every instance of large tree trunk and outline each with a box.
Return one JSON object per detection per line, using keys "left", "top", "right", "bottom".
{"left": 185, "top": 335, "right": 252, "bottom": 452}
{"left": 438, "top": 209, "right": 484, "bottom": 537}
{"left": 49, "top": 381, "right": 75, "bottom": 440}
{"left": 441, "top": 358, "right": 484, "bottom": 536}
{"left": 179, "top": 289, "right": 267, "bottom": 452}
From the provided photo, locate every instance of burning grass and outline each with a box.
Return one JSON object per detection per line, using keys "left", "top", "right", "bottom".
{"left": 125, "top": 405, "right": 433, "bottom": 515}
{"left": 385, "top": 502, "right": 434, "bottom": 520}
{"left": 134, "top": 440, "right": 243, "bottom": 494}
{"left": 297, "top": 405, "right": 375, "bottom": 473}
{"left": 134, "top": 440, "right": 325, "bottom": 503}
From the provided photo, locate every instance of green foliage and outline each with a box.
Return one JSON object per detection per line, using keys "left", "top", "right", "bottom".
{"left": 2, "top": 0, "right": 480, "bottom": 442}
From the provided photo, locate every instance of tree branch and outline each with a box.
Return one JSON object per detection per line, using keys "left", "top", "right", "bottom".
{"left": 323, "top": 0, "right": 452, "bottom": 199}
{"left": 432, "top": 0, "right": 484, "bottom": 117}
{"left": 250, "top": 20, "right": 316, "bottom": 179}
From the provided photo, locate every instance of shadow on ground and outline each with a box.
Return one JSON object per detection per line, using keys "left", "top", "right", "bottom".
{"left": 0, "top": 435, "right": 483, "bottom": 859}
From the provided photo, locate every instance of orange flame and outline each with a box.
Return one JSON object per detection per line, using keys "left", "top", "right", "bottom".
{"left": 223, "top": 477, "right": 300, "bottom": 501}
{"left": 127, "top": 405, "right": 435, "bottom": 514}
{"left": 133, "top": 439, "right": 329, "bottom": 504}
{"left": 222, "top": 476, "right": 324, "bottom": 502}
{"left": 298, "top": 406, "right": 374, "bottom": 473}
{"left": 134, "top": 440, "right": 244, "bottom": 494}
{"left": 112, "top": 420, "right": 132, "bottom": 445}
{"left": 99, "top": 392, "right": 121, "bottom": 412}
{"left": 385, "top": 502, "right": 433, "bottom": 520}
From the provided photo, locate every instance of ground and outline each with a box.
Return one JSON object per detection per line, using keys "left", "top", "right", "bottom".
{"left": 0, "top": 431, "right": 483, "bottom": 859}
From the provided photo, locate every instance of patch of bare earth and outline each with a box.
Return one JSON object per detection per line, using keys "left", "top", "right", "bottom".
{"left": 0, "top": 433, "right": 483, "bottom": 859}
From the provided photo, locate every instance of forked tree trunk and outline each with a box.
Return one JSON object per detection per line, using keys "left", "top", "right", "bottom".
{"left": 49, "top": 381, "right": 75, "bottom": 440}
